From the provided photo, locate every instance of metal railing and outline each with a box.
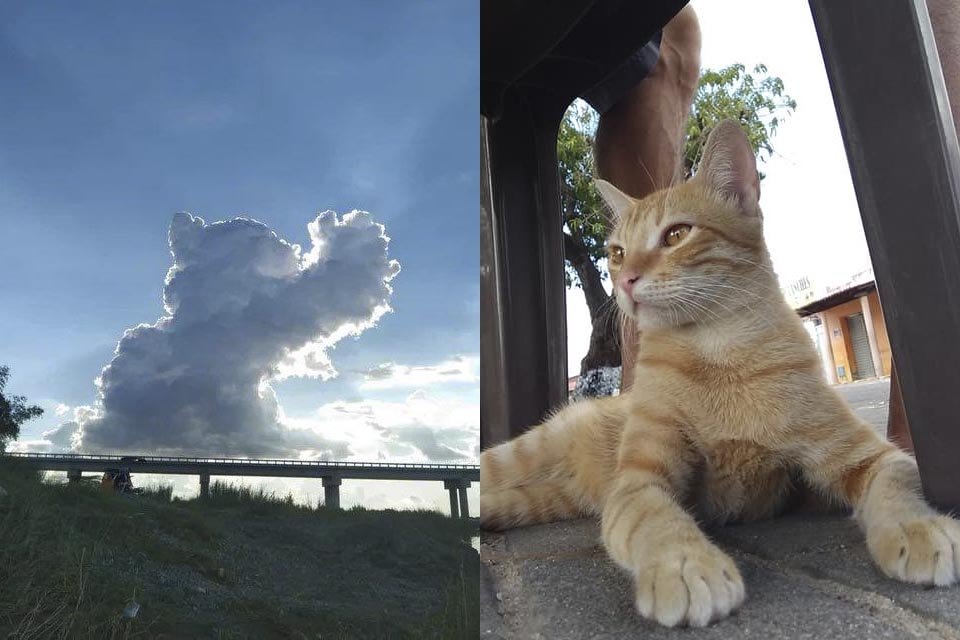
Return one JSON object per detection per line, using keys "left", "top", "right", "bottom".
{"left": 3, "top": 452, "right": 478, "bottom": 472}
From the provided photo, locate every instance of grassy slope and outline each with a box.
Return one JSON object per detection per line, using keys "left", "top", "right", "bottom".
{"left": 0, "top": 461, "right": 478, "bottom": 639}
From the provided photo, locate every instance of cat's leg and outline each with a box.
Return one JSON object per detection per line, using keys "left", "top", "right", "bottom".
{"left": 602, "top": 407, "right": 744, "bottom": 627}
{"left": 480, "top": 481, "right": 585, "bottom": 531}
{"left": 480, "top": 396, "right": 623, "bottom": 530}
{"left": 799, "top": 407, "right": 960, "bottom": 586}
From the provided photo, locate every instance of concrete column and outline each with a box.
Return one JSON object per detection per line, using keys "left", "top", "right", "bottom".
{"left": 444, "top": 480, "right": 460, "bottom": 518}
{"left": 859, "top": 294, "right": 885, "bottom": 378}
{"left": 322, "top": 476, "right": 342, "bottom": 510}
{"left": 199, "top": 473, "right": 210, "bottom": 499}
{"left": 67, "top": 469, "right": 82, "bottom": 484}
{"left": 816, "top": 313, "right": 838, "bottom": 384}
{"left": 458, "top": 481, "right": 471, "bottom": 519}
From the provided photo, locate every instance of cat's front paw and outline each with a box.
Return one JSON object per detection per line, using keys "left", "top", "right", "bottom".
{"left": 867, "top": 515, "right": 960, "bottom": 586}
{"left": 634, "top": 542, "right": 744, "bottom": 627}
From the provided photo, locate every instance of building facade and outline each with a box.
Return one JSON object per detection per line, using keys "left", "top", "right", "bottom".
{"left": 796, "top": 281, "right": 892, "bottom": 384}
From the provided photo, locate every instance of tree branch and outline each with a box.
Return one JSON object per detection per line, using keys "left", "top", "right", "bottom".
{"left": 563, "top": 232, "right": 612, "bottom": 324}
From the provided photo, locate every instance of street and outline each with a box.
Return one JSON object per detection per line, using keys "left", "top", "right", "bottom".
{"left": 833, "top": 376, "right": 890, "bottom": 434}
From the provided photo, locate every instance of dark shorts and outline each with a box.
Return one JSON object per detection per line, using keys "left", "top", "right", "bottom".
{"left": 580, "top": 31, "right": 662, "bottom": 115}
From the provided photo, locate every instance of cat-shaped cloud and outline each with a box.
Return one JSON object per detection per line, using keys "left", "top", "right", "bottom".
{"left": 50, "top": 210, "right": 400, "bottom": 458}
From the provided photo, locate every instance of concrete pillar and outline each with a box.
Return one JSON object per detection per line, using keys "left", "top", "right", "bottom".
{"left": 199, "top": 473, "right": 210, "bottom": 499}
{"left": 816, "top": 313, "right": 838, "bottom": 384}
{"left": 859, "top": 294, "right": 885, "bottom": 378}
{"left": 458, "top": 481, "right": 471, "bottom": 519}
{"left": 67, "top": 469, "right": 82, "bottom": 484}
{"left": 444, "top": 480, "right": 460, "bottom": 518}
{"left": 322, "top": 476, "right": 342, "bottom": 510}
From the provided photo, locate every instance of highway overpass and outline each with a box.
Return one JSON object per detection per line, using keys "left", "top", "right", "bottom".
{"left": 1, "top": 452, "right": 479, "bottom": 517}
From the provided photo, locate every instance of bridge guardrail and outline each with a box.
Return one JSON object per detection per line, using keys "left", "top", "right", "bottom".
{"left": 3, "top": 452, "right": 478, "bottom": 472}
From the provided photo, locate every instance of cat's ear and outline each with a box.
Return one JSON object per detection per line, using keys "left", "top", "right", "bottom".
{"left": 695, "top": 119, "right": 761, "bottom": 213}
{"left": 594, "top": 179, "right": 636, "bottom": 219}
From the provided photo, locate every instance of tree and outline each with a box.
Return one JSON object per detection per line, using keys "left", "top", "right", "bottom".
{"left": 0, "top": 366, "right": 43, "bottom": 453}
{"left": 559, "top": 63, "right": 796, "bottom": 378}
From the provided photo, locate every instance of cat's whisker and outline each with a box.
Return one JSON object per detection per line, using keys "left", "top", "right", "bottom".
{"left": 660, "top": 278, "right": 763, "bottom": 305}
{"left": 668, "top": 282, "right": 779, "bottom": 333}
{"left": 683, "top": 284, "right": 778, "bottom": 330}
{"left": 724, "top": 255, "right": 779, "bottom": 278}
{"left": 636, "top": 159, "right": 658, "bottom": 196}
{"left": 672, "top": 289, "right": 726, "bottom": 325}
{"left": 681, "top": 280, "right": 770, "bottom": 305}
{"left": 665, "top": 274, "right": 779, "bottom": 306}
{"left": 598, "top": 295, "right": 624, "bottom": 352}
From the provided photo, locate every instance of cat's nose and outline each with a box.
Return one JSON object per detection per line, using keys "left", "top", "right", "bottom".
{"left": 618, "top": 270, "right": 641, "bottom": 294}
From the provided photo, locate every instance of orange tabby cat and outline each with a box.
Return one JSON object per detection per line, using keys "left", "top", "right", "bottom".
{"left": 480, "top": 120, "right": 960, "bottom": 627}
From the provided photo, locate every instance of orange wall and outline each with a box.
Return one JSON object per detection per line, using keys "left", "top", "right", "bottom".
{"left": 820, "top": 291, "right": 891, "bottom": 383}
{"left": 868, "top": 293, "right": 892, "bottom": 375}
{"left": 823, "top": 299, "right": 859, "bottom": 383}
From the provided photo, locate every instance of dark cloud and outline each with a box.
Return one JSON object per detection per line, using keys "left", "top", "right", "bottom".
{"left": 43, "top": 420, "right": 78, "bottom": 448}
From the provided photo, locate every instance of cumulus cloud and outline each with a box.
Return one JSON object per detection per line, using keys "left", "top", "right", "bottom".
{"left": 359, "top": 355, "right": 479, "bottom": 390}
{"left": 51, "top": 210, "right": 399, "bottom": 457}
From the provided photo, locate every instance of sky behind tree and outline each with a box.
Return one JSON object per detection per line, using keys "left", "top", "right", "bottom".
{"left": 568, "top": 0, "right": 873, "bottom": 371}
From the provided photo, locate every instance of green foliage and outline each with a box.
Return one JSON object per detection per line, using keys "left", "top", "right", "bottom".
{"left": 558, "top": 63, "right": 795, "bottom": 286}
{"left": 683, "top": 63, "right": 796, "bottom": 179}
{"left": 0, "top": 366, "right": 43, "bottom": 453}
{"left": 558, "top": 105, "right": 607, "bottom": 281}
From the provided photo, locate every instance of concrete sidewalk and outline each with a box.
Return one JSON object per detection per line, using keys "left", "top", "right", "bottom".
{"left": 481, "top": 378, "right": 960, "bottom": 639}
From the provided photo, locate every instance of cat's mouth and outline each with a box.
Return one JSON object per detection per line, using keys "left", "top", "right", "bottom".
{"left": 619, "top": 291, "right": 662, "bottom": 315}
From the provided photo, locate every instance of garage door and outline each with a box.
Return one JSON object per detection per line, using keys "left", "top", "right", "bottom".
{"left": 846, "top": 312, "right": 876, "bottom": 380}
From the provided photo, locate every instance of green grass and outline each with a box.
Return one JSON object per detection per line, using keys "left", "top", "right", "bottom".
{"left": 0, "top": 462, "right": 478, "bottom": 639}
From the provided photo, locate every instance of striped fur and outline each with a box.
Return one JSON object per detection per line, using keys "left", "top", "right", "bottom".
{"left": 480, "top": 120, "right": 960, "bottom": 627}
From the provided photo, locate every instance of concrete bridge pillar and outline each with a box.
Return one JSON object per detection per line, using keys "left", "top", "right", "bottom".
{"left": 67, "top": 469, "right": 82, "bottom": 484}
{"left": 199, "top": 473, "right": 210, "bottom": 499}
{"left": 322, "top": 476, "right": 342, "bottom": 510}
{"left": 444, "top": 479, "right": 461, "bottom": 518}
{"left": 458, "top": 481, "right": 471, "bottom": 518}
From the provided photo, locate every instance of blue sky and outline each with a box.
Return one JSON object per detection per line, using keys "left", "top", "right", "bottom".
{"left": 0, "top": 1, "right": 479, "bottom": 507}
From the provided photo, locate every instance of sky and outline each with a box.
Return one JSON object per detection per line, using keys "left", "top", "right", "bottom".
{"left": 567, "top": 0, "right": 874, "bottom": 372}
{"left": 0, "top": 1, "right": 479, "bottom": 511}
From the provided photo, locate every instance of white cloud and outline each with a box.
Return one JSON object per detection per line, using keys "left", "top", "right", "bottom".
{"left": 283, "top": 390, "right": 479, "bottom": 464}
{"left": 43, "top": 210, "right": 400, "bottom": 458}
{"left": 359, "top": 355, "right": 479, "bottom": 390}
{"left": 8, "top": 439, "right": 52, "bottom": 453}
{"left": 54, "top": 403, "right": 71, "bottom": 417}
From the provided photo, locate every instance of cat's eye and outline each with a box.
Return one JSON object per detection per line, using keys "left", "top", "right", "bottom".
{"left": 663, "top": 224, "right": 692, "bottom": 247}
{"left": 607, "top": 245, "right": 624, "bottom": 266}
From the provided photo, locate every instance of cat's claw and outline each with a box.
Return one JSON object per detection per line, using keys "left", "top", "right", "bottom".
{"left": 634, "top": 544, "right": 744, "bottom": 627}
{"left": 867, "top": 515, "right": 960, "bottom": 586}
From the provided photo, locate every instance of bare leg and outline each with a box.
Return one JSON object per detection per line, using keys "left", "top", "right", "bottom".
{"left": 886, "top": 363, "right": 914, "bottom": 452}
{"left": 594, "top": 5, "right": 701, "bottom": 390}
{"left": 929, "top": 0, "right": 960, "bottom": 122}
{"left": 885, "top": 0, "right": 960, "bottom": 449}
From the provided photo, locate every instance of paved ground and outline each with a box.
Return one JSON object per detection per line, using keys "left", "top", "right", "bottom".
{"left": 480, "top": 378, "right": 960, "bottom": 639}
